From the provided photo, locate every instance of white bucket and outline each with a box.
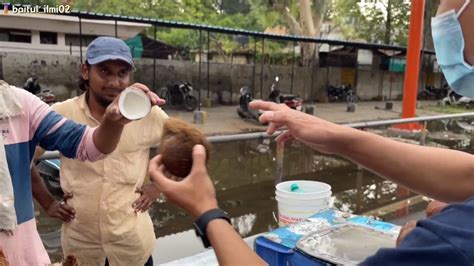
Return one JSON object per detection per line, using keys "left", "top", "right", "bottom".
{"left": 275, "top": 180, "right": 332, "bottom": 227}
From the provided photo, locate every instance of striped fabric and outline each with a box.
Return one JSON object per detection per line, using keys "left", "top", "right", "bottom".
{"left": 0, "top": 86, "right": 104, "bottom": 265}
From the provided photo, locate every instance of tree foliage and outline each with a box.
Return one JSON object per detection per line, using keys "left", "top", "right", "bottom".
{"left": 328, "top": 0, "right": 411, "bottom": 45}
{"left": 328, "top": 0, "right": 440, "bottom": 47}
{"left": 64, "top": 0, "right": 262, "bottom": 60}
{"left": 17, "top": 0, "right": 440, "bottom": 62}
{"left": 248, "top": 0, "right": 328, "bottom": 64}
{"left": 10, "top": 0, "right": 61, "bottom": 5}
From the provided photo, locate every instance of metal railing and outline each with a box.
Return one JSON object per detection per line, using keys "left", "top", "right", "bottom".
{"left": 39, "top": 112, "right": 474, "bottom": 182}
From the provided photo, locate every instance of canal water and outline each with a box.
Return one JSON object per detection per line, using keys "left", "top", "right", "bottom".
{"left": 35, "top": 119, "right": 474, "bottom": 263}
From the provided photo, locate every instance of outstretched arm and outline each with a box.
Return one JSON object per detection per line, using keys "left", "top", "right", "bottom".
{"left": 337, "top": 129, "right": 474, "bottom": 202}
{"left": 84, "top": 83, "right": 165, "bottom": 154}
{"left": 251, "top": 100, "right": 474, "bottom": 202}
{"left": 27, "top": 84, "right": 164, "bottom": 160}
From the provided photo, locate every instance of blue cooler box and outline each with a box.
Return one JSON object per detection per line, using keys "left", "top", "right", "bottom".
{"left": 255, "top": 236, "right": 329, "bottom": 266}
{"left": 255, "top": 209, "right": 400, "bottom": 266}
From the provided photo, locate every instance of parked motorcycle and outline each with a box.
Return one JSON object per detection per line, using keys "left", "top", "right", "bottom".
{"left": 158, "top": 82, "right": 198, "bottom": 111}
{"left": 37, "top": 89, "right": 56, "bottom": 104}
{"left": 36, "top": 159, "right": 62, "bottom": 196}
{"left": 24, "top": 77, "right": 56, "bottom": 104}
{"left": 418, "top": 85, "right": 448, "bottom": 100}
{"left": 24, "top": 77, "right": 41, "bottom": 94}
{"left": 236, "top": 86, "right": 262, "bottom": 122}
{"left": 441, "top": 89, "right": 472, "bottom": 108}
{"left": 268, "top": 76, "right": 303, "bottom": 110}
{"left": 326, "top": 84, "right": 358, "bottom": 103}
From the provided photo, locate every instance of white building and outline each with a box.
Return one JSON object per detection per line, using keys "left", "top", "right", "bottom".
{"left": 0, "top": 12, "right": 150, "bottom": 56}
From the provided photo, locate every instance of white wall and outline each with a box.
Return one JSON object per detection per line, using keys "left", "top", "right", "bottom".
{"left": 0, "top": 13, "right": 149, "bottom": 56}
{"left": 0, "top": 40, "right": 87, "bottom": 56}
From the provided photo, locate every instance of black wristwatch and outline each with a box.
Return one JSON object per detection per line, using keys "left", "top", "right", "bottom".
{"left": 193, "top": 208, "right": 231, "bottom": 248}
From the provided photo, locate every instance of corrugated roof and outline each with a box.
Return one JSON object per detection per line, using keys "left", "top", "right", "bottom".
{"left": 64, "top": 11, "right": 435, "bottom": 55}
{"left": 4, "top": 4, "right": 434, "bottom": 55}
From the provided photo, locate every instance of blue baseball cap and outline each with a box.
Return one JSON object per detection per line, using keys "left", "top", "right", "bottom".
{"left": 86, "top": 36, "right": 136, "bottom": 71}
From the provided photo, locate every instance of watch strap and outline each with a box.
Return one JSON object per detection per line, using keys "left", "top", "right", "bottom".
{"left": 193, "top": 208, "right": 231, "bottom": 248}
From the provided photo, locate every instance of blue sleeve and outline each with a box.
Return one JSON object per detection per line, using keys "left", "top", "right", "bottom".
{"left": 361, "top": 200, "right": 474, "bottom": 266}
{"left": 361, "top": 226, "right": 470, "bottom": 266}
{"left": 32, "top": 111, "right": 86, "bottom": 158}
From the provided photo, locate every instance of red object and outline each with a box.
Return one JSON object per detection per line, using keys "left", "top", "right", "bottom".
{"left": 44, "top": 95, "right": 55, "bottom": 102}
{"left": 284, "top": 99, "right": 303, "bottom": 109}
{"left": 394, "top": 0, "right": 425, "bottom": 131}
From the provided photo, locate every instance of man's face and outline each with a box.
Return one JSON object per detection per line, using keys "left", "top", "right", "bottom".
{"left": 81, "top": 60, "right": 131, "bottom": 107}
{"left": 437, "top": 0, "right": 474, "bottom": 65}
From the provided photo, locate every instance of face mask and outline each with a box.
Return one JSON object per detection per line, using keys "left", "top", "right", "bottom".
{"left": 432, "top": 0, "right": 474, "bottom": 98}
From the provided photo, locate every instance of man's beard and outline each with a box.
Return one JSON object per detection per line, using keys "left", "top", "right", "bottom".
{"left": 88, "top": 90, "right": 113, "bottom": 108}
{"left": 96, "top": 96, "right": 112, "bottom": 108}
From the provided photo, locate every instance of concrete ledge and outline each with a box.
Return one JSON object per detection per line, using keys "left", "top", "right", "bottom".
{"left": 387, "top": 127, "right": 422, "bottom": 139}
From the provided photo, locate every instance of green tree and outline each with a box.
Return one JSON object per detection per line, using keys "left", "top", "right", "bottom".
{"left": 217, "top": 0, "right": 251, "bottom": 14}
{"left": 422, "top": 0, "right": 440, "bottom": 51}
{"left": 69, "top": 0, "right": 261, "bottom": 62}
{"left": 10, "top": 0, "right": 61, "bottom": 5}
{"left": 249, "top": 0, "right": 328, "bottom": 65}
{"left": 328, "top": 0, "right": 411, "bottom": 46}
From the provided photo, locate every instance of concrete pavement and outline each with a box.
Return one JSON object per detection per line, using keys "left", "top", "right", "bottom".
{"left": 164, "top": 101, "right": 441, "bottom": 135}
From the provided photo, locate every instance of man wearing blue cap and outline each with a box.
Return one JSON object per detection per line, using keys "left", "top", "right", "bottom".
{"left": 32, "top": 36, "right": 169, "bottom": 265}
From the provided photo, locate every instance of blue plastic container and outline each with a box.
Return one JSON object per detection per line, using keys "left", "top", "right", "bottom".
{"left": 255, "top": 236, "right": 329, "bottom": 266}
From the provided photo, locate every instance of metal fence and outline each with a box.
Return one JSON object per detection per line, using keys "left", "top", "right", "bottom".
{"left": 66, "top": 11, "right": 436, "bottom": 104}
{"left": 70, "top": 11, "right": 439, "bottom": 104}
{"left": 7, "top": 4, "right": 439, "bottom": 103}
{"left": 39, "top": 112, "right": 474, "bottom": 185}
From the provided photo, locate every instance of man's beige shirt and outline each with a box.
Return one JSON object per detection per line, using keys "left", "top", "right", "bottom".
{"left": 51, "top": 93, "right": 168, "bottom": 265}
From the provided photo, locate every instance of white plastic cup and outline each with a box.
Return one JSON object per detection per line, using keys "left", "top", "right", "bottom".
{"left": 275, "top": 180, "right": 332, "bottom": 227}
{"left": 118, "top": 88, "right": 151, "bottom": 120}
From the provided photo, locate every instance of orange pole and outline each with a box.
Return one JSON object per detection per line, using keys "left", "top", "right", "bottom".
{"left": 396, "top": 0, "right": 425, "bottom": 131}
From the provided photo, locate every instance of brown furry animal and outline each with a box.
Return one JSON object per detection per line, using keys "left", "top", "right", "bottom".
{"left": 0, "top": 249, "right": 9, "bottom": 266}
{"left": 160, "top": 118, "right": 211, "bottom": 178}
